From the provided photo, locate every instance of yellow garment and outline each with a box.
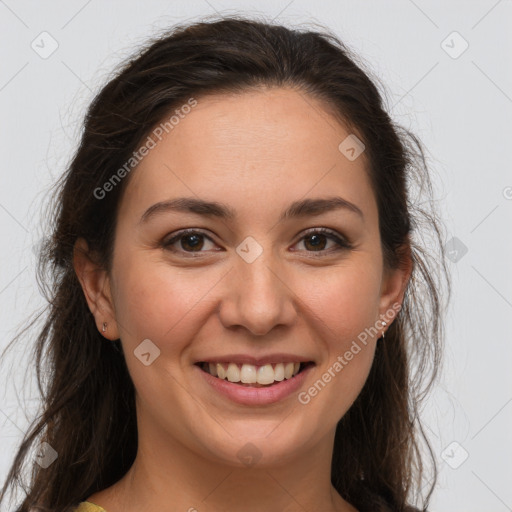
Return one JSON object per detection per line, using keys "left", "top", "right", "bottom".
{"left": 74, "top": 502, "right": 107, "bottom": 512}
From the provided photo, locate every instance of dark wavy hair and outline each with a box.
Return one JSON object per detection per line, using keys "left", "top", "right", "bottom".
{"left": 1, "top": 14, "right": 450, "bottom": 512}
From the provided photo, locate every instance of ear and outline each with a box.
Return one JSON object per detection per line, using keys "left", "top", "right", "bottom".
{"left": 73, "top": 237, "right": 119, "bottom": 340}
{"left": 377, "top": 242, "right": 413, "bottom": 332}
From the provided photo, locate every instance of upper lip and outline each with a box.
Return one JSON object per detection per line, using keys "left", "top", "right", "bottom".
{"left": 195, "top": 354, "right": 315, "bottom": 366}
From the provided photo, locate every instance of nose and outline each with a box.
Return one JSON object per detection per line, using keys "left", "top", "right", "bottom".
{"left": 217, "top": 253, "right": 297, "bottom": 337}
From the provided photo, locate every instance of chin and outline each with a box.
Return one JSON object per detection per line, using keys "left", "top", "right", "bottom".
{"left": 199, "top": 422, "right": 315, "bottom": 468}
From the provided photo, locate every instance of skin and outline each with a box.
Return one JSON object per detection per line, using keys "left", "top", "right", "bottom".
{"left": 74, "top": 87, "right": 412, "bottom": 512}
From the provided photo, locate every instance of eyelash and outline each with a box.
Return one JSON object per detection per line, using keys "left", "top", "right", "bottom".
{"left": 162, "top": 227, "right": 353, "bottom": 257}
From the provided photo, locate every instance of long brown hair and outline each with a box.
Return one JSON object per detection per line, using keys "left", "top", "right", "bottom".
{"left": 1, "top": 14, "right": 450, "bottom": 512}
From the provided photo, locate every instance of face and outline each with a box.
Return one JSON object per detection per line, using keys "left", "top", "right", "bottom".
{"left": 76, "top": 87, "right": 408, "bottom": 468}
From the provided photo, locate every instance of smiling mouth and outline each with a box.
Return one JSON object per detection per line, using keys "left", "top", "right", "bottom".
{"left": 196, "top": 361, "right": 315, "bottom": 387}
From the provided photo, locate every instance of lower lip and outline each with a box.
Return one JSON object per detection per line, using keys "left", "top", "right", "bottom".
{"left": 195, "top": 364, "right": 315, "bottom": 406}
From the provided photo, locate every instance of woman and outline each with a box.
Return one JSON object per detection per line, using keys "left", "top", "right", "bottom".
{"left": 0, "top": 15, "right": 450, "bottom": 512}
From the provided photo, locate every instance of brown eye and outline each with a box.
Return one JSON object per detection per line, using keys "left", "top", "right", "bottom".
{"left": 162, "top": 227, "right": 351, "bottom": 258}
{"left": 163, "top": 230, "right": 217, "bottom": 254}
{"left": 302, "top": 233, "right": 329, "bottom": 251}
{"left": 177, "top": 233, "right": 205, "bottom": 251}
{"left": 294, "top": 228, "right": 352, "bottom": 255}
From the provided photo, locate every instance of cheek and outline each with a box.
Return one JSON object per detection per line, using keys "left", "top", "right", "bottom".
{"left": 110, "top": 257, "right": 209, "bottom": 402}
{"left": 111, "top": 255, "right": 205, "bottom": 348}
{"left": 295, "top": 259, "right": 382, "bottom": 341}
{"left": 292, "top": 261, "right": 380, "bottom": 406}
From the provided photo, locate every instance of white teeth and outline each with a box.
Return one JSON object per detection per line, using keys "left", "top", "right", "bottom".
{"left": 226, "top": 363, "right": 240, "bottom": 382}
{"left": 216, "top": 363, "right": 226, "bottom": 380}
{"left": 240, "top": 364, "right": 257, "bottom": 383}
{"left": 284, "top": 362, "right": 294, "bottom": 380}
{"left": 257, "top": 364, "right": 275, "bottom": 385}
{"left": 274, "top": 363, "right": 285, "bottom": 381}
{"left": 203, "top": 361, "right": 304, "bottom": 385}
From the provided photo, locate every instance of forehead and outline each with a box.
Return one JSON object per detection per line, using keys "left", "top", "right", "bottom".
{"left": 119, "top": 87, "right": 376, "bottom": 225}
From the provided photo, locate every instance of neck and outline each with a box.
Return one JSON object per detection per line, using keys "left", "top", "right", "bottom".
{"left": 91, "top": 417, "right": 358, "bottom": 512}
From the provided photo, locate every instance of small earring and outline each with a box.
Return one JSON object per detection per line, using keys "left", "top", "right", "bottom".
{"left": 381, "top": 321, "right": 387, "bottom": 340}
{"left": 102, "top": 322, "right": 107, "bottom": 333}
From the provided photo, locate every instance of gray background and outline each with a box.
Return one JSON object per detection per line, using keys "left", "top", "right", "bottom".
{"left": 0, "top": 1, "right": 511, "bottom": 511}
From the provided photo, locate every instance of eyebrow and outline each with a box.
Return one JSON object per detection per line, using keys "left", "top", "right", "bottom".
{"left": 139, "top": 196, "right": 364, "bottom": 225}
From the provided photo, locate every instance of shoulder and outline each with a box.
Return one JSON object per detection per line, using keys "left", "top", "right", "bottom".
{"left": 73, "top": 502, "right": 108, "bottom": 512}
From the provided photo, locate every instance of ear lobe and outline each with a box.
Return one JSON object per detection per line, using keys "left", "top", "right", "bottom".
{"left": 378, "top": 243, "right": 413, "bottom": 324}
{"left": 73, "top": 237, "right": 119, "bottom": 340}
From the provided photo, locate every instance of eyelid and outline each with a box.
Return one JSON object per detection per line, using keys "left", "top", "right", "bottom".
{"left": 298, "top": 227, "right": 350, "bottom": 243}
